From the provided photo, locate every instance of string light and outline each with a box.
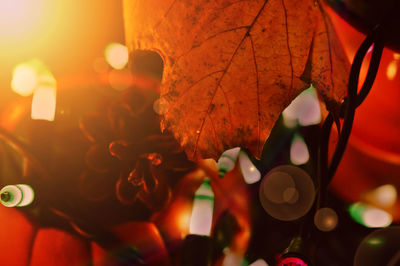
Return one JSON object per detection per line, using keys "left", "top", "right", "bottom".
{"left": 0, "top": 184, "right": 35, "bottom": 207}
{"left": 189, "top": 178, "right": 214, "bottom": 236}
{"left": 217, "top": 147, "right": 240, "bottom": 177}
{"left": 349, "top": 202, "right": 392, "bottom": 228}
{"left": 238, "top": 151, "right": 261, "bottom": 184}
{"left": 290, "top": 133, "right": 309, "bottom": 165}
{"left": 282, "top": 85, "right": 321, "bottom": 128}
{"left": 222, "top": 248, "right": 246, "bottom": 266}
{"left": 365, "top": 184, "right": 397, "bottom": 208}
{"left": 249, "top": 259, "right": 269, "bottom": 266}
{"left": 31, "top": 79, "right": 57, "bottom": 121}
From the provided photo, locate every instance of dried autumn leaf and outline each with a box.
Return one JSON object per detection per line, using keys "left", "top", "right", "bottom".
{"left": 123, "top": 0, "right": 349, "bottom": 160}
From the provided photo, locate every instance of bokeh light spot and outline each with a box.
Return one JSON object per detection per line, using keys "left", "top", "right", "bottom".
{"left": 262, "top": 171, "right": 295, "bottom": 204}
{"left": 354, "top": 226, "right": 400, "bottom": 266}
{"left": 314, "top": 208, "right": 338, "bottom": 232}
{"left": 153, "top": 98, "right": 170, "bottom": 115}
{"left": 105, "top": 42, "right": 129, "bottom": 70}
{"left": 11, "top": 64, "right": 38, "bottom": 96}
{"left": 260, "top": 165, "right": 315, "bottom": 221}
{"left": 367, "top": 184, "right": 397, "bottom": 208}
{"left": 283, "top": 187, "right": 299, "bottom": 204}
{"left": 386, "top": 61, "right": 397, "bottom": 80}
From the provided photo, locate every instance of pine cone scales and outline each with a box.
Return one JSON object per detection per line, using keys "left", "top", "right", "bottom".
{"left": 79, "top": 87, "right": 194, "bottom": 213}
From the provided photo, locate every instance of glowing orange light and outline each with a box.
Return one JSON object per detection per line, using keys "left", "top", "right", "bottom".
{"left": 92, "top": 57, "right": 109, "bottom": 74}
{"left": 108, "top": 69, "right": 132, "bottom": 91}
{"left": 386, "top": 61, "right": 398, "bottom": 80}
{"left": 105, "top": 42, "right": 129, "bottom": 70}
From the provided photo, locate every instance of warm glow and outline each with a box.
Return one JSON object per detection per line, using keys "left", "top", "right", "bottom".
{"left": 290, "top": 134, "right": 309, "bottom": 165}
{"left": 239, "top": 151, "right": 261, "bottom": 184}
{"left": 92, "top": 57, "right": 109, "bottom": 74}
{"left": 105, "top": 42, "right": 129, "bottom": 70}
{"left": 0, "top": 0, "right": 43, "bottom": 37}
{"left": 386, "top": 61, "right": 398, "bottom": 80}
{"left": 31, "top": 86, "right": 56, "bottom": 121}
{"left": 189, "top": 178, "right": 214, "bottom": 236}
{"left": 108, "top": 69, "right": 133, "bottom": 91}
{"left": 282, "top": 85, "right": 321, "bottom": 128}
{"left": 349, "top": 202, "right": 392, "bottom": 228}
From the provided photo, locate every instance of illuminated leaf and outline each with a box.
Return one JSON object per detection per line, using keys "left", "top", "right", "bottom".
{"left": 124, "top": 0, "right": 349, "bottom": 160}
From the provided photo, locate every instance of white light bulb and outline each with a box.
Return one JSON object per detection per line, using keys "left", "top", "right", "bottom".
{"left": 15, "top": 184, "right": 35, "bottom": 207}
{"left": 282, "top": 85, "right": 321, "bottom": 127}
{"left": 0, "top": 184, "right": 35, "bottom": 207}
{"left": 189, "top": 178, "right": 214, "bottom": 236}
{"left": 31, "top": 72, "right": 57, "bottom": 122}
{"left": 222, "top": 249, "right": 245, "bottom": 266}
{"left": 0, "top": 185, "right": 22, "bottom": 207}
{"left": 363, "top": 207, "right": 392, "bottom": 228}
{"left": 290, "top": 134, "right": 309, "bottom": 165}
{"left": 217, "top": 147, "right": 240, "bottom": 177}
{"left": 239, "top": 151, "right": 260, "bottom": 184}
{"left": 250, "top": 259, "right": 269, "bottom": 266}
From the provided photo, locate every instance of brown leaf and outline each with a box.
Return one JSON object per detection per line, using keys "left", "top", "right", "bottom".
{"left": 123, "top": 0, "right": 349, "bottom": 160}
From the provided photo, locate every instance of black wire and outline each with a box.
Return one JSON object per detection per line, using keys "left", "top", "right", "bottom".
{"left": 326, "top": 26, "right": 384, "bottom": 185}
